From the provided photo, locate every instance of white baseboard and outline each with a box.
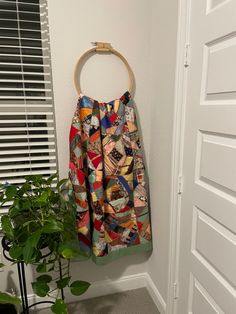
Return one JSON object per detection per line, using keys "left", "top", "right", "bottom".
{"left": 26, "top": 272, "right": 166, "bottom": 313}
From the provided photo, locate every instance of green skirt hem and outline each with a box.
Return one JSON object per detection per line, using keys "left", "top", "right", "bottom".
{"left": 92, "top": 241, "right": 153, "bottom": 266}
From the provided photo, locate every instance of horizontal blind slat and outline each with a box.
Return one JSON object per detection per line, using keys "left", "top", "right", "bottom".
{"left": 0, "top": 148, "right": 56, "bottom": 154}
{"left": 0, "top": 119, "right": 54, "bottom": 124}
{"left": 0, "top": 112, "right": 53, "bottom": 115}
{"left": 0, "top": 162, "right": 57, "bottom": 170}
{"left": 0, "top": 30, "right": 44, "bottom": 37}
{"left": 0, "top": 52, "right": 49, "bottom": 59}
{"left": 0, "top": 1, "right": 42, "bottom": 7}
{"left": 0, "top": 97, "right": 52, "bottom": 100}
{"left": 0, "top": 63, "right": 49, "bottom": 67}
{"left": 0, "top": 104, "right": 53, "bottom": 108}
{"left": 0, "top": 169, "right": 57, "bottom": 179}
{"left": 0, "top": 155, "right": 56, "bottom": 162}
{"left": 0, "top": 127, "right": 54, "bottom": 131}
{"left": 0, "top": 80, "right": 51, "bottom": 83}
{"left": 0, "top": 141, "right": 55, "bottom": 147}
{"left": 0, "top": 17, "right": 41, "bottom": 24}
{"left": 0, "top": 208, "right": 10, "bottom": 215}
{"left": 0, "top": 89, "right": 51, "bottom": 93}
{"left": 0, "top": 134, "right": 54, "bottom": 139}
{"left": 0, "top": 37, "right": 48, "bottom": 43}
{"left": 0, "top": 11, "right": 43, "bottom": 17}
{"left": 0, "top": 71, "right": 50, "bottom": 75}
{"left": 0, "top": 45, "right": 47, "bottom": 50}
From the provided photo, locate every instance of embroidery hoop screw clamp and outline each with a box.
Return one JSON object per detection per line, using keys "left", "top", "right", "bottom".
{"left": 91, "top": 42, "right": 113, "bottom": 52}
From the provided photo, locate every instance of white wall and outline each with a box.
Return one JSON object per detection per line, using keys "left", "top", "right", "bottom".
{"left": 47, "top": 0, "right": 153, "bottom": 285}
{"left": 147, "top": 0, "right": 179, "bottom": 307}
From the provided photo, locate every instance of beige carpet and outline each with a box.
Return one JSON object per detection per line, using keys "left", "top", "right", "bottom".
{"left": 33, "top": 288, "right": 160, "bottom": 314}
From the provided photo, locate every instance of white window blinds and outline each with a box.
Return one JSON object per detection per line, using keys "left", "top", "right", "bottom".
{"left": 0, "top": 0, "right": 58, "bottom": 213}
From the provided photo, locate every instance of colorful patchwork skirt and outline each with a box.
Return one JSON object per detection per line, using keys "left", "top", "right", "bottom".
{"left": 69, "top": 91, "right": 152, "bottom": 265}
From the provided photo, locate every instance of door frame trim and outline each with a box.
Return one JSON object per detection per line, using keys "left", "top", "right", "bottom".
{"left": 167, "top": 0, "right": 191, "bottom": 313}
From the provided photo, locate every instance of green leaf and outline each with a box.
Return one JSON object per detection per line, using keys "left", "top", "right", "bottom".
{"left": 26, "top": 175, "right": 44, "bottom": 186}
{"left": 47, "top": 173, "right": 58, "bottom": 186}
{"left": 0, "top": 263, "right": 5, "bottom": 268}
{"left": 58, "top": 242, "right": 81, "bottom": 259}
{"left": 22, "top": 220, "right": 35, "bottom": 228}
{"left": 24, "top": 175, "right": 34, "bottom": 182}
{"left": 32, "top": 281, "right": 49, "bottom": 297}
{"left": 21, "top": 231, "right": 41, "bottom": 263}
{"left": 35, "top": 191, "right": 49, "bottom": 206}
{"left": 1, "top": 215, "right": 14, "bottom": 240}
{"left": 70, "top": 280, "right": 90, "bottom": 296}
{"left": 0, "top": 292, "right": 21, "bottom": 305}
{"left": 17, "top": 230, "right": 28, "bottom": 244}
{"left": 56, "top": 276, "right": 71, "bottom": 289}
{"left": 33, "top": 249, "right": 42, "bottom": 263}
{"left": 48, "top": 241, "right": 58, "bottom": 253}
{"left": 20, "top": 199, "right": 31, "bottom": 210}
{"left": 36, "top": 260, "right": 47, "bottom": 273}
{"left": 23, "top": 241, "right": 35, "bottom": 264}
{"left": 42, "top": 221, "right": 63, "bottom": 234}
{"left": 57, "top": 179, "right": 68, "bottom": 189}
{"left": 60, "top": 248, "right": 75, "bottom": 259}
{"left": 36, "top": 275, "right": 52, "bottom": 283}
{"left": 17, "top": 182, "right": 31, "bottom": 197}
{"left": 9, "top": 246, "right": 23, "bottom": 260}
{"left": 9, "top": 199, "right": 21, "bottom": 216}
{"left": 6, "top": 185, "right": 17, "bottom": 199}
{"left": 28, "top": 231, "right": 41, "bottom": 248}
{"left": 51, "top": 299, "right": 68, "bottom": 314}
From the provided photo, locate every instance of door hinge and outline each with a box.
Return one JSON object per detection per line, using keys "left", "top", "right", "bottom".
{"left": 178, "top": 174, "right": 183, "bottom": 195}
{"left": 184, "top": 43, "right": 190, "bottom": 67}
{"left": 173, "top": 282, "right": 179, "bottom": 300}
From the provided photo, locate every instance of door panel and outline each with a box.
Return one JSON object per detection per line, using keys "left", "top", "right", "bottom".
{"left": 208, "top": 0, "right": 229, "bottom": 12}
{"left": 178, "top": 0, "right": 236, "bottom": 313}
{"left": 191, "top": 277, "right": 224, "bottom": 314}
{"left": 199, "top": 132, "right": 236, "bottom": 192}
{"left": 194, "top": 208, "right": 236, "bottom": 287}
{"left": 206, "top": 36, "right": 236, "bottom": 95}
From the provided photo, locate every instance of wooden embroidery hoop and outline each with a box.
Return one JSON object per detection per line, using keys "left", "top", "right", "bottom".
{"left": 74, "top": 42, "right": 135, "bottom": 96}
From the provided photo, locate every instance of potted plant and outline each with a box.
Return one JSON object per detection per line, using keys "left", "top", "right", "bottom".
{"left": 0, "top": 174, "right": 90, "bottom": 314}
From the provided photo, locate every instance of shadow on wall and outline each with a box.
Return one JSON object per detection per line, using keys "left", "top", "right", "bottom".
{"left": 132, "top": 97, "right": 153, "bottom": 240}
{"left": 6, "top": 270, "right": 18, "bottom": 296}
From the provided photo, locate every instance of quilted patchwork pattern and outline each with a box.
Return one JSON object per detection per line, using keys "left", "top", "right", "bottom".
{"left": 69, "top": 91, "right": 152, "bottom": 264}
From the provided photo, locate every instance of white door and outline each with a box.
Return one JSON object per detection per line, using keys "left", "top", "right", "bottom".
{"left": 178, "top": 0, "right": 236, "bottom": 313}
